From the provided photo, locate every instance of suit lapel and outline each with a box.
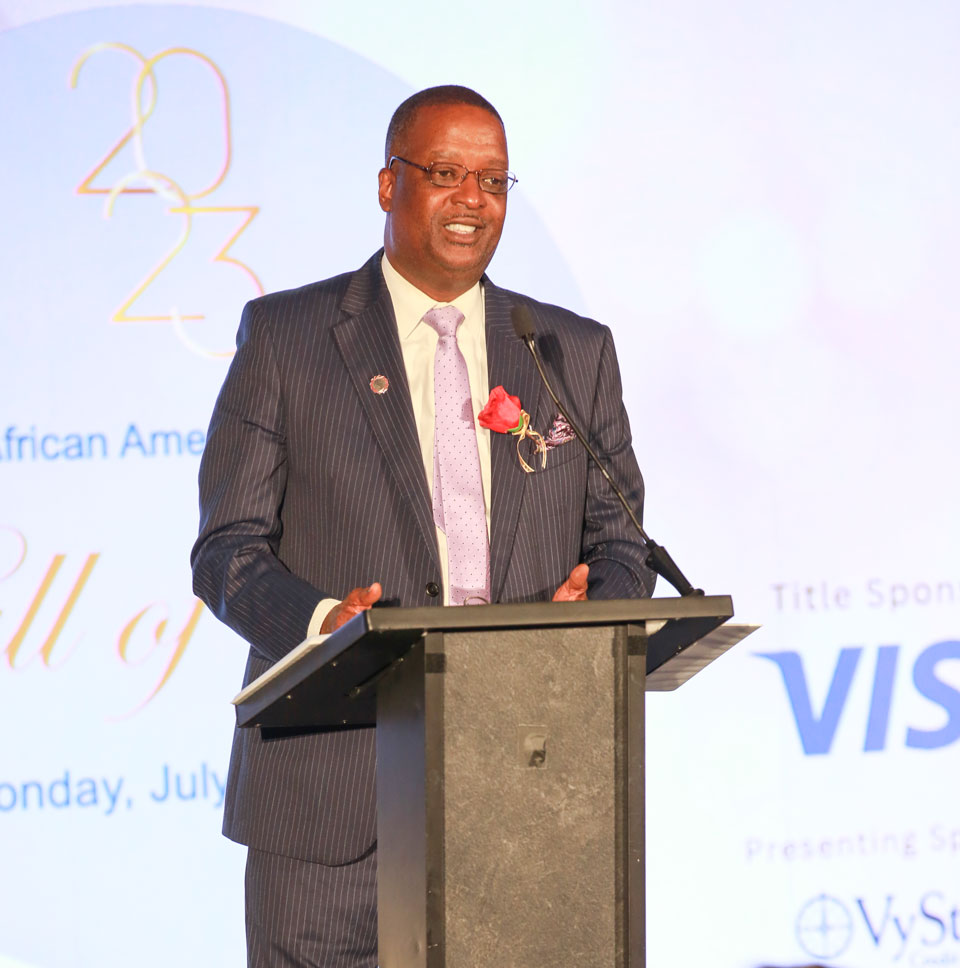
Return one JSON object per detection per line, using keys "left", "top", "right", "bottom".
{"left": 484, "top": 283, "right": 543, "bottom": 602}
{"left": 333, "top": 257, "right": 440, "bottom": 572}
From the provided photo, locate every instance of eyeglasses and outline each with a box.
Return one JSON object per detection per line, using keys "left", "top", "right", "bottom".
{"left": 388, "top": 156, "right": 518, "bottom": 194}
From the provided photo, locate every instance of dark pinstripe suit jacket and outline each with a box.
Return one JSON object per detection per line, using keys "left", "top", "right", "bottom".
{"left": 192, "top": 251, "right": 655, "bottom": 865}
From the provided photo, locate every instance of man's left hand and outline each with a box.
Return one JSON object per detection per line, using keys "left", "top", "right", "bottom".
{"left": 552, "top": 563, "right": 589, "bottom": 601}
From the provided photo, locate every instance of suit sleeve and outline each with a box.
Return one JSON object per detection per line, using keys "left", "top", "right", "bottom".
{"left": 190, "top": 301, "right": 325, "bottom": 664}
{"left": 581, "top": 326, "right": 657, "bottom": 599}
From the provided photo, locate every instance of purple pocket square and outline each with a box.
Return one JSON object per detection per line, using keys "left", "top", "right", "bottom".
{"left": 542, "top": 413, "right": 576, "bottom": 450}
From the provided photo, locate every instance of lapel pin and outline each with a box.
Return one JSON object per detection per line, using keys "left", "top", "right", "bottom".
{"left": 369, "top": 374, "right": 389, "bottom": 395}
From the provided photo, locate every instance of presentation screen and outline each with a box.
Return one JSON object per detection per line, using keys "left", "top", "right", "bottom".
{"left": 1, "top": 3, "right": 957, "bottom": 966}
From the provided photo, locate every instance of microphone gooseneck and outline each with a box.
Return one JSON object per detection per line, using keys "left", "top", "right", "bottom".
{"left": 510, "top": 305, "right": 702, "bottom": 597}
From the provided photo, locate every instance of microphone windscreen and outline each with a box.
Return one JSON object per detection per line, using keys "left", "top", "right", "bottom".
{"left": 511, "top": 305, "right": 536, "bottom": 340}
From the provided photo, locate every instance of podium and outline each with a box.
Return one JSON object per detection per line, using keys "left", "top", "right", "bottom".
{"left": 234, "top": 596, "right": 752, "bottom": 968}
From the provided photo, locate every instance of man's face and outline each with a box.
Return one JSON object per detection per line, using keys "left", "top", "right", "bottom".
{"left": 378, "top": 103, "right": 509, "bottom": 302}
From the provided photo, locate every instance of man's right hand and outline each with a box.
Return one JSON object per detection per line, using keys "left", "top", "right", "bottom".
{"left": 320, "top": 582, "right": 382, "bottom": 634}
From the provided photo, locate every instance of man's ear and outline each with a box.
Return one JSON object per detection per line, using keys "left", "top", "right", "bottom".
{"left": 378, "top": 167, "right": 395, "bottom": 212}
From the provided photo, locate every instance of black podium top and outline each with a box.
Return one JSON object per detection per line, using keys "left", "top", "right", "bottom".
{"left": 233, "top": 596, "right": 735, "bottom": 729}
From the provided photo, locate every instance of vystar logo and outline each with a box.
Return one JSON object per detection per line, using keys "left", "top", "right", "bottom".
{"left": 797, "top": 891, "right": 960, "bottom": 963}
{"left": 796, "top": 893, "right": 854, "bottom": 960}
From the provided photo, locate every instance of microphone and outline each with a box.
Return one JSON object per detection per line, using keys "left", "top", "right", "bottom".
{"left": 511, "top": 304, "right": 702, "bottom": 597}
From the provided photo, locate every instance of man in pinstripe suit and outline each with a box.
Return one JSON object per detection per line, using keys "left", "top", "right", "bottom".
{"left": 192, "top": 85, "right": 655, "bottom": 967}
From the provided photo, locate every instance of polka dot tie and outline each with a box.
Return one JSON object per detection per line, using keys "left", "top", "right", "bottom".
{"left": 423, "top": 306, "right": 490, "bottom": 606}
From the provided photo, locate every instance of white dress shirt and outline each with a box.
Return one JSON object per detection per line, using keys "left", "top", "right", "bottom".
{"left": 308, "top": 255, "right": 492, "bottom": 632}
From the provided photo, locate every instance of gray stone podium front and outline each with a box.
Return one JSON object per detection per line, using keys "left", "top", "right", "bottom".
{"left": 234, "top": 597, "right": 745, "bottom": 968}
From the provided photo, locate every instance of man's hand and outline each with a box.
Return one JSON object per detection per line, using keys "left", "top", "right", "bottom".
{"left": 552, "top": 563, "right": 589, "bottom": 602}
{"left": 320, "top": 582, "right": 382, "bottom": 633}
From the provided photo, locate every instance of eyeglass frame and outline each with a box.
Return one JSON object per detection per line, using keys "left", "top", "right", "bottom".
{"left": 387, "top": 155, "right": 518, "bottom": 194}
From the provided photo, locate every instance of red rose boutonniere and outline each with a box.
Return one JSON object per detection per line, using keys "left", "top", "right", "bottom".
{"left": 478, "top": 385, "right": 547, "bottom": 473}
{"left": 478, "top": 386, "right": 523, "bottom": 433}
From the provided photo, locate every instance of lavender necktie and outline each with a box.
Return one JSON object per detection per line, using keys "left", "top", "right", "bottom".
{"left": 423, "top": 306, "right": 490, "bottom": 606}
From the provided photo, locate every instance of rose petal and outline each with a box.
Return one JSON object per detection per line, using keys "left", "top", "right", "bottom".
{"left": 478, "top": 385, "right": 524, "bottom": 434}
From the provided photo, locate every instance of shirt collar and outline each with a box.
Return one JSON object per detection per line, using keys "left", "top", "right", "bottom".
{"left": 381, "top": 254, "right": 483, "bottom": 341}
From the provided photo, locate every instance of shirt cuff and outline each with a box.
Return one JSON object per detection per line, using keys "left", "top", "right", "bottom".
{"left": 307, "top": 598, "right": 340, "bottom": 637}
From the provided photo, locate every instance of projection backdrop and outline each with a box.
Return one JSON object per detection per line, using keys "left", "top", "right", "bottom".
{"left": 1, "top": 2, "right": 958, "bottom": 966}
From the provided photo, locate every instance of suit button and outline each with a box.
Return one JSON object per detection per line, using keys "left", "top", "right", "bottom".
{"left": 425, "top": 582, "right": 440, "bottom": 598}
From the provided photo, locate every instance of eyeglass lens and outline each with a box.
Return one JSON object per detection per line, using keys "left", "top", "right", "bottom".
{"left": 428, "top": 163, "right": 515, "bottom": 194}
